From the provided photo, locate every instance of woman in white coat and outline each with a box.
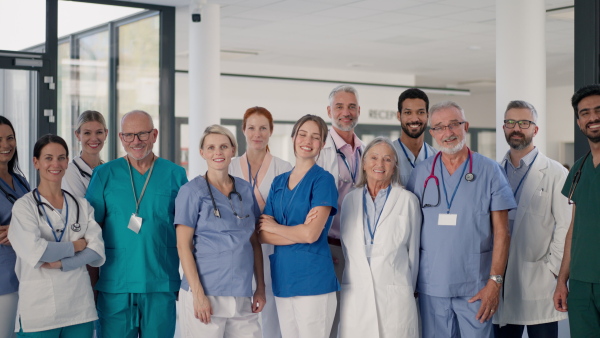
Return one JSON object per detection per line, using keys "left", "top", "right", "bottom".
{"left": 339, "top": 137, "right": 421, "bottom": 338}
{"left": 8, "top": 135, "right": 105, "bottom": 337}
{"left": 62, "top": 110, "right": 107, "bottom": 198}
{"left": 229, "top": 107, "right": 292, "bottom": 338}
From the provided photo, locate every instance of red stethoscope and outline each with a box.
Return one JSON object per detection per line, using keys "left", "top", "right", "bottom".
{"left": 421, "top": 147, "right": 474, "bottom": 208}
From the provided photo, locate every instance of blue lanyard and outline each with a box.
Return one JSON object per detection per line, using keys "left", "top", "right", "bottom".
{"left": 398, "top": 140, "right": 428, "bottom": 169}
{"left": 36, "top": 190, "right": 69, "bottom": 242}
{"left": 504, "top": 153, "right": 539, "bottom": 198}
{"left": 246, "top": 156, "right": 262, "bottom": 191}
{"left": 279, "top": 169, "right": 307, "bottom": 225}
{"left": 332, "top": 135, "right": 361, "bottom": 184}
{"left": 440, "top": 155, "right": 470, "bottom": 214}
{"left": 363, "top": 186, "right": 391, "bottom": 244}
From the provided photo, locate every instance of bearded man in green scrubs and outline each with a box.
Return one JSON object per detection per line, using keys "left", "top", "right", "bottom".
{"left": 86, "top": 110, "right": 188, "bottom": 338}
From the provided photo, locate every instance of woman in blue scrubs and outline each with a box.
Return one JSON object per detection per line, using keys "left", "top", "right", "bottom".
{"left": 259, "top": 114, "right": 339, "bottom": 338}
{"left": 0, "top": 117, "right": 30, "bottom": 338}
{"left": 175, "top": 125, "right": 265, "bottom": 338}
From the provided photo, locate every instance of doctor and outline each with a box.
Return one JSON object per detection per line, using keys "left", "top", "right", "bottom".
{"left": 0, "top": 117, "right": 30, "bottom": 338}
{"left": 339, "top": 137, "right": 421, "bottom": 338}
{"left": 62, "top": 110, "right": 107, "bottom": 198}
{"left": 259, "top": 115, "right": 339, "bottom": 338}
{"left": 406, "top": 101, "right": 516, "bottom": 338}
{"left": 494, "top": 101, "right": 570, "bottom": 337}
{"left": 229, "top": 106, "right": 292, "bottom": 338}
{"left": 8, "top": 134, "right": 105, "bottom": 337}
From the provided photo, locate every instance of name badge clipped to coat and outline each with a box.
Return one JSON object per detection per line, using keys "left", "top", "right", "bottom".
{"left": 438, "top": 213, "right": 457, "bottom": 226}
{"left": 128, "top": 213, "right": 142, "bottom": 234}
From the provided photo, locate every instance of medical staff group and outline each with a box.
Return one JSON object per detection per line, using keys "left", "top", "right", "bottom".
{"left": 1, "top": 84, "right": 599, "bottom": 338}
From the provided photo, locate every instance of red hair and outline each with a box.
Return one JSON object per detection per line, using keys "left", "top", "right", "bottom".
{"left": 242, "top": 107, "right": 274, "bottom": 132}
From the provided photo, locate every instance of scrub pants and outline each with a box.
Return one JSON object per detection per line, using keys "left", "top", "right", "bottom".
{"left": 275, "top": 292, "right": 336, "bottom": 338}
{"left": 419, "top": 294, "right": 492, "bottom": 338}
{"left": 97, "top": 291, "right": 176, "bottom": 338}
{"left": 0, "top": 292, "right": 17, "bottom": 338}
{"left": 567, "top": 279, "right": 600, "bottom": 337}
{"left": 178, "top": 289, "right": 261, "bottom": 338}
{"left": 255, "top": 243, "right": 281, "bottom": 338}
{"left": 17, "top": 321, "right": 93, "bottom": 338}
{"left": 493, "top": 322, "right": 558, "bottom": 338}
{"left": 328, "top": 243, "right": 344, "bottom": 338}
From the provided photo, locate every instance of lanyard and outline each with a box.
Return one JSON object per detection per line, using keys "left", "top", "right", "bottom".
{"left": 126, "top": 156, "right": 156, "bottom": 215}
{"left": 246, "top": 156, "right": 262, "bottom": 191}
{"left": 37, "top": 190, "right": 69, "bottom": 242}
{"left": 279, "top": 169, "right": 306, "bottom": 225}
{"left": 440, "top": 154, "right": 470, "bottom": 214}
{"left": 363, "top": 186, "right": 391, "bottom": 244}
{"left": 504, "top": 153, "right": 539, "bottom": 199}
{"left": 398, "top": 140, "right": 428, "bottom": 169}
{"left": 332, "top": 135, "right": 361, "bottom": 184}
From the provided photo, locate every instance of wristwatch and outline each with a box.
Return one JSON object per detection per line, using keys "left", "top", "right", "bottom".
{"left": 489, "top": 275, "right": 504, "bottom": 284}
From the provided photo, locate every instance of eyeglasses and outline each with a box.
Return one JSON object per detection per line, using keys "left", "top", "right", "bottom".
{"left": 120, "top": 129, "right": 154, "bottom": 142}
{"left": 503, "top": 120, "right": 536, "bottom": 129}
{"left": 430, "top": 121, "right": 466, "bottom": 133}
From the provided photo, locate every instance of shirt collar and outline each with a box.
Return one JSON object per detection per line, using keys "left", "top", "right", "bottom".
{"left": 504, "top": 147, "right": 539, "bottom": 170}
{"left": 329, "top": 127, "right": 362, "bottom": 152}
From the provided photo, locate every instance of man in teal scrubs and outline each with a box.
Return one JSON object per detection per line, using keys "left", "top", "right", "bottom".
{"left": 86, "top": 110, "right": 188, "bottom": 338}
{"left": 554, "top": 84, "right": 600, "bottom": 337}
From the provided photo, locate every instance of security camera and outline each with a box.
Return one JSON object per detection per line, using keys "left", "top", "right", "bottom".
{"left": 192, "top": 13, "right": 201, "bottom": 22}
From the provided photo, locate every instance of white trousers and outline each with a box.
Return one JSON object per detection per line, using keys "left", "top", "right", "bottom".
{"left": 254, "top": 244, "right": 281, "bottom": 338}
{"left": 179, "top": 289, "right": 261, "bottom": 338}
{"left": 0, "top": 292, "right": 17, "bottom": 338}
{"left": 275, "top": 292, "right": 337, "bottom": 338}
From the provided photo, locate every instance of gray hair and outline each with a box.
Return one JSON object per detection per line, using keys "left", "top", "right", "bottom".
{"left": 355, "top": 137, "right": 401, "bottom": 188}
{"left": 75, "top": 110, "right": 107, "bottom": 133}
{"left": 429, "top": 101, "right": 466, "bottom": 126}
{"left": 121, "top": 110, "right": 154, "bottom": 129}
{"left": 504, "top": 100, "right": 538, "bottom": 122}
{"left": 199, "top": 124, "right": 238, "bottom": 154}
{"left": 328, "top": 84, "right": 359, "bottom": 106}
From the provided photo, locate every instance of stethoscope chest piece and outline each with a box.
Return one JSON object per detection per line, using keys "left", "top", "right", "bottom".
{"left": 465, "top": 173, "right": 475, "bottom": 182}
{"left": 71, "top": 223, "right": 81, "bottom": 232}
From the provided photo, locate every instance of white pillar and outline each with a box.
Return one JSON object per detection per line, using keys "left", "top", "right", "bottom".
{"left": 496, "top": 0, "right": 546, "bottom": 161}
{"left": 189, "top": 1, "right": 220, "bottom": 177}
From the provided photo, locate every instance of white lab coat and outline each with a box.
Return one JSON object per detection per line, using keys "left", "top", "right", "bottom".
{"left": 316, "top": 130, "right": 365, "bottom": 188}
{"left": 62, "top": 156, "right": 93, "bottom": 198}
{"left": 339, "top": 184, "right": 421, "bottom": 338}
{"left": 8, "top": 191, "right": 105, "bottom": 332}
{"left": 495, "top": 152, "right": 570, "bottom": 326}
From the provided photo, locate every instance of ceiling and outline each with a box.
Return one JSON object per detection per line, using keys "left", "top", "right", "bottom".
{"left": 119, "top": 0, "right": 575, "bottom": 91}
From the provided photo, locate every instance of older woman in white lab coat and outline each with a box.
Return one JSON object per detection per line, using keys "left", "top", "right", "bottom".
{"left": 8, "top": 135, "right": 105, "bottom": 337}
{"left": 229, "top": 107, "right": 292, "bottom": 338}
{"left": 339, "top": 137, "right": 421, "bottom": 338}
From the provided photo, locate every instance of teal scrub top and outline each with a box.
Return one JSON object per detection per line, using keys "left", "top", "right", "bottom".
{"left": 86, "top": 157, "right": 188, "bottom": 293}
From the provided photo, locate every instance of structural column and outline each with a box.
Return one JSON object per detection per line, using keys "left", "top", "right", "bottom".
{"left": 496, "top": 0, "right": 546, "bottom": 161}
{"left": 189, "top": 1, "right": 220, "bottom": 177}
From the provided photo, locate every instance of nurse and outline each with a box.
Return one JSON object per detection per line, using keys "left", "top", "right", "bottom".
{"left": 0, "top": 116, "right": 30, "bottom": 338}
{"left": 176, "top": 125, "right": 265, "bottom": 338}
{"left": 62, "top": 110, "right": 107, "bottom": 198}
{"left": 339, "top": 137, "right": 421, "bottom": 338}
{"left": 8, "top": 134, "right": 105, "bottom": 337}
{"left": 229, "top": 106, "right": 292, "bottom": 338}
{"left": 259, "top": 114, "right": 339, "bottom": 338}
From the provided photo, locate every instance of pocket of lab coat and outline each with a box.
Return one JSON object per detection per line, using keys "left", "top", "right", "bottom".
{"left": 520, "top": 260, "right": 555, "bottom": 300}
{"left": 19, "top": 279, "right": 56, "bottom": 324}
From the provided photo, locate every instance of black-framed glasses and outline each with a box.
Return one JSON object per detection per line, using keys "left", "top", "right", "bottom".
{"left": 430, "top": 121, "right": 466, "bottom": 133}
{"left": 120, "top": 129, "right": 154, "bottom": 142}
{"left": 503, "top": 120, "right": 536, "bottom": 129}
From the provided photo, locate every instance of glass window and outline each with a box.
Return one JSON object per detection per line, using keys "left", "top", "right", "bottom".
{"left": 0, "top": 0, "right": 45, "bottom": 51}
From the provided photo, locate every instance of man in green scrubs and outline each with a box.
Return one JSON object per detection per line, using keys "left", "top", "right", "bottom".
{"left": 554, "top": 84, "right": 600, "bottom": 337}
{"left": 86, "top": 110, "right": 188, "bottom": 338}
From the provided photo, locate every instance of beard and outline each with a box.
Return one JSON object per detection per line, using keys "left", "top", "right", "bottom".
{"left": 505, "top": 131, "right": 533, "bottom": 150}
{"left": 401, "top": 121, "right": 426, "bottom": 139}
{"left": 582, "top": 119, "right": 600, "bottom": 143}
{"left": 332, "top": 117, "right": 358, "bottom": 132}
{"left": 439, "top": 135, "right": 466, "bottom": 155}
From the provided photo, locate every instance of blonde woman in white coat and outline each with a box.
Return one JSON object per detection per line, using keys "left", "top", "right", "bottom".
{"left": 339, "top": 137, "right": 421, "bottom": 338}
{"left": 8, "top": 135, "right": 105, "bottom": 337}
{"left": 229, "top": 107, "right": 292, "bottom": 338}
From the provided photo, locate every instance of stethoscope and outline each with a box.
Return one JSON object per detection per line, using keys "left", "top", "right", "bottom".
{"left": 73, "top": 160, "right": 92, "bottom": 179}
{"left": 33, "top": 188, "right": 81, "bottom": 242}
{"left": 567, "top": 150, "right": 591, "bottom": 204}
{"left": 421, "top": 147, "right": 474, "bottom": 208}
{"left": 0, "top": 174, "right": 30, "bottom": 204}
{"left": 331, "top": 135, "right": 362, "bottom": 184}
{"left": 204, "top": 172, "right": 249, "bottom": 219}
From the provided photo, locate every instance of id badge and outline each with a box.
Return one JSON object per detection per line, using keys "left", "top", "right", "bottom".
{"left": 438, "top": 213, "right": 457, "bottom": 226}
{"left": 128, "top": 213, "right": 143, "bottom": 234}
{"left": 365, "top": 243, "right": 373, "bottom": 258}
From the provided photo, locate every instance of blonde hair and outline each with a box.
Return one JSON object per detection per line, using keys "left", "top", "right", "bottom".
{"left": 355, "top": 137, "right": 401, "bottom": 188}
{"left": 75, "top": 110, "right": 107, "bottom": 133}
{"left": 199, "top": 125, "right": 238, "bottom": 154}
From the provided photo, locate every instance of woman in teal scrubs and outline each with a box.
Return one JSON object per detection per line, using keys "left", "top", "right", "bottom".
{"left": 259, "top": 114, "right": 339, "bottom": 338}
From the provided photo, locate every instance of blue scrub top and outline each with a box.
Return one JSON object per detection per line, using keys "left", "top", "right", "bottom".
{"left": 264, "top": 164, "right": 340, "bottom": 297}
{"left": 0, "top": 173, "right": 30, "bottom": 295}
{"left": 174, "top": 175, "right": 260, "bottom": 297}
{"left": 406, "top": 152, "right": 516, "bottom": 298}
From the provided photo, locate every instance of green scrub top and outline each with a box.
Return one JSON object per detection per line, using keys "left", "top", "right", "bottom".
{"left": 86, "top": 157, "right": 188, "bottom": 293}
{"left": 562, "top": 154, "right": 600, "bottom": 283}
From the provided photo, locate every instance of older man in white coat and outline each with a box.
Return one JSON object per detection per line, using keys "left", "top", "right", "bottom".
{"left": 494, "top": 100, "right": 570, "bottom": 338}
